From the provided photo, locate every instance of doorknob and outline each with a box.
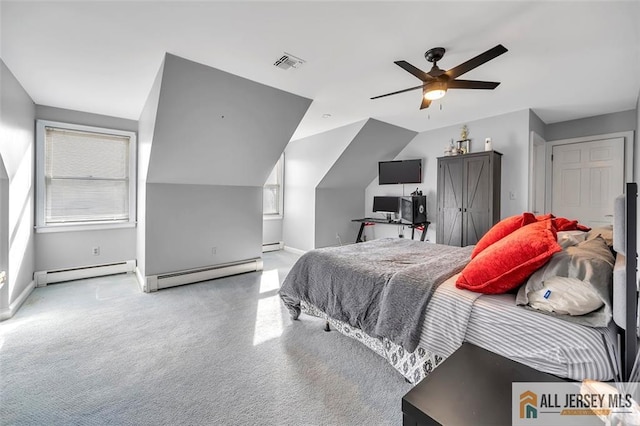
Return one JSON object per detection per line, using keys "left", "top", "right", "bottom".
{"left": 605, "top": 214, "right": 613, "bottom": 218}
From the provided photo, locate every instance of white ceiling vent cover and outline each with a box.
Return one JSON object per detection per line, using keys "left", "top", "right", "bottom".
{"left": 274, "top": 52, "right": 305, "bottom": 70}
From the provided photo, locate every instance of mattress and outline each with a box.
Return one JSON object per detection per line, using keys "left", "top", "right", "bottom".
{"left": 463, "top": 292, "right": 617, "bottom": 381}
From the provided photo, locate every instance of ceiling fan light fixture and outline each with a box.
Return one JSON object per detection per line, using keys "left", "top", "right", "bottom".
{"left": 424, "top": 82, "right": 447, "bottom": 101}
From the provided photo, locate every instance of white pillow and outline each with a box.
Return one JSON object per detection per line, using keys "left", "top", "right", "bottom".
{"left": 527, "top": 276, "right": 604, "bottom": 316}
{"left": 557, "top": 231, "right": 588, "bottom": 249}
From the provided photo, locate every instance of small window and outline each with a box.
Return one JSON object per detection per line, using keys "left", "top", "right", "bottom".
{"left": 36, "top": 120, "right": 137, "bottom": 232}
{"left": 263, "top": 154, "right": 284, "bottom": 217}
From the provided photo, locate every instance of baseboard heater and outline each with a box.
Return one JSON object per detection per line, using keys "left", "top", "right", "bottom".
{"left": 262, "top": 241, "right": 284, "bottom": 253}
{"left": 144, "top": 258, "right": 263, "bottom": 292}
{"left": 34, "top": 260, "right": 136, "bottom": 287}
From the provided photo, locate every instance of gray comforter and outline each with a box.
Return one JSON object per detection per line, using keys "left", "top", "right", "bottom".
{"left": 279, "top": 238, "right": 473, "bottom": 352}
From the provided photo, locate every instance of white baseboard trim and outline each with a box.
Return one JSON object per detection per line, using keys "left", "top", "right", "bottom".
{"left": 284, "top": 246, "right": 307, "bottom": 256}
{"left": 262, "top": 241, "right": 284, "bottom": 253}
{"left": 134, "top": 267, "right": 146, "bottom": 293}
{"left": 144, "top": 258, "right": 264, "bottom": 293}
{"left": 34, "top": 260, "right": 136, "bottom": 287}
{"left": 0, "top": 280, "right": 35, "bottom": 321}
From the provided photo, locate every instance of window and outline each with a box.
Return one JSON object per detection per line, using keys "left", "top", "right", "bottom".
{"left": 35, "top": 120, "right": 136, "bottom": 232}
{"left": 263, "top": 154, "right": 284, "bottom": 217}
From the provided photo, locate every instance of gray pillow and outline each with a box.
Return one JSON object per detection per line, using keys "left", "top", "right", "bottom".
{"left": 587, "top": 225, "right": 614, "bottom": 248}
{"left": 516, "top": 236, "right": 614, "bottom": 327}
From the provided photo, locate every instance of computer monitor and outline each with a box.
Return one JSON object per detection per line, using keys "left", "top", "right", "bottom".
{"left": 373, "top": 196, "right": 399, "bottom": 221}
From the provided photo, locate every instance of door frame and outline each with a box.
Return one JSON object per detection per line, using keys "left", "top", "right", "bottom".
{"left": 544, "top": 131, "right": 634, "bottom": 213}
{"left": 528, "top": 131, "right": 546, "bottom": 213}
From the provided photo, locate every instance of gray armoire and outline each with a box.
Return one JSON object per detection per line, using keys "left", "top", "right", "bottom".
{"left": 436, "top": 151, "right": 502, "bottom": 246}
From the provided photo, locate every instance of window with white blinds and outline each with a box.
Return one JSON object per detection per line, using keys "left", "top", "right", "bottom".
{"left": 263, "top": 154, "right": 284, "bottom": 217}
{"left": 36, "top": 120, "right": 137, "bottom": 231}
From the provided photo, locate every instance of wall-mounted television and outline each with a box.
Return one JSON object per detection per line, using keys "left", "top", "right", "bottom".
{"left": 378, "top": 159, "right": 422, "bottom": 185}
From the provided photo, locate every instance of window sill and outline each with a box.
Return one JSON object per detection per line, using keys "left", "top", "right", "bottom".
{"left": 263, "top": 215, "right": 283, "bottom": 221}
{"left": 35, "top": 221, "right": 136, "bottom": 233}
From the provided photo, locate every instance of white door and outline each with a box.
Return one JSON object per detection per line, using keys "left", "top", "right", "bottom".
{"left": 551, "top": 138, "right": 624, "bottom": 227}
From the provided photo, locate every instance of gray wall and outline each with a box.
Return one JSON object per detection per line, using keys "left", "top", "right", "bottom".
{"left": 365, "top": 109, "right": 531, "bottom": 242}
{"left": 136, "top": 58, "right": 165, "bottom": 278}
{"left": 316, "top": 119, "right": 418, "bottom": 190}
{"left": 145, "top": 184, "right": 262, "bottom": 275}
{"left": 0, "top": 59, "right": 35, "bottom": 309}
{"left": 282, "top": 119, "right": 417, "bottom": 251}
{"left": 314, "top": 119, "right": 417, "bottom": 247}
{"left": 545, "top": 109, "right": 636, "bottom": 141}
{"left": 263, "top": 219, "right": 282, "bottom": 245}
{"left": 283, "top": 121, "right": 366, "bottom": 252}
{"left": 529, "top": 109, "right": 546, "bottom": 140}
{"left": 315, "top": 188, "right": 365, "bottom": 248}
{"left": 34, "top": 106, "right": 138, "bottom": 271}
{"left": 141, "top": 53, "right": 310, "bottom": 277}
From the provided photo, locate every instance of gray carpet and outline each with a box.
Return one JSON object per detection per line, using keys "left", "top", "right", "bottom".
{"left": 1, "top": 251, "right": 412, "bottom": 425}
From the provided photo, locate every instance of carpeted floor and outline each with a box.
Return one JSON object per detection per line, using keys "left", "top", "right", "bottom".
{"left": 0, "top": 250, "right": 412, "bottom": 425}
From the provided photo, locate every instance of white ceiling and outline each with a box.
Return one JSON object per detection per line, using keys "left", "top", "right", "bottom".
{"left": 1, "top": 1, "right": 639, "bottom": 141}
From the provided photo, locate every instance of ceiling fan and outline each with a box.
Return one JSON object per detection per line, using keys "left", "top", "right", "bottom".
{"left": 371, "top": 44, "right": 508, "bottom": 109}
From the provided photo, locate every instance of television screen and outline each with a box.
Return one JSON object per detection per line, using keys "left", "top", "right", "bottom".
{"left": 372, "top": 196, "right": 399, "bottom": 213}
{"left": 378, "top": 159, "right": 422, "bottom": 185}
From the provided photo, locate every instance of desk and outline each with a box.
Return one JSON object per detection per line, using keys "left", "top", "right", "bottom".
{"left": 351, "top": 218, "right": 430, "bottom": 243}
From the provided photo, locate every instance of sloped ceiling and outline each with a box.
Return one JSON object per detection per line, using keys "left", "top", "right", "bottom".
{"left": 284, "top": 120, "right": 367, "bottom": 188}
{"left": 317, "top": 119, "right": 417, "bottom": 189}
{"left": 1, "top": 2, "right": 638, "bottom": 141}
{"left": 147, "top": 54, "right": 311, "bottom": 185}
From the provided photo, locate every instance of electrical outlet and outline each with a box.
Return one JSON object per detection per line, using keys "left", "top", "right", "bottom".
{"left": 211, "top": 247, "right": 217, "bottom": 255}
{"left": 92, "top": 246, "right": 100, "bottom": 256}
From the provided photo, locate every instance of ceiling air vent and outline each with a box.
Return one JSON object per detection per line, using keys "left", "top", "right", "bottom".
{"left": 274, "top": 52, "right": 305, "bottom": 70}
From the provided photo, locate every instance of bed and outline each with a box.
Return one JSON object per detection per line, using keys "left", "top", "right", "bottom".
{"left": 279, "top": 183, "right": 638, "bottom": 384}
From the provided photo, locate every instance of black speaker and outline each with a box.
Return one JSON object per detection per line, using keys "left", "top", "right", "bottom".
{"left": 401, "top": 195, "right": 427, "bottom": 224}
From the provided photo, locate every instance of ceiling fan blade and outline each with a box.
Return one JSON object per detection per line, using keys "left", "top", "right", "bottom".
{"left": 420, "top": 97, "right": 431, "bottom": 110}
{"left": 394, "top": 60, "right": 433, "bottom": 82}
{"left": 445, "top": 44, "right": 508, "bottom": 80}
{"left": 371, "top": 84, "right": 426, "bottom": 100}
{"left": 448, "top": 80, "right": 501, "bottom": 90}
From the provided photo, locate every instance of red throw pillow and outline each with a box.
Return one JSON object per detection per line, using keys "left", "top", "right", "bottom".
{"left": 535, "top": 214, "right": 554, "bottom": 221}
{"left": 554, "top": 217, "right": 591, "bottom": 232}
{"left": 536, "top": 214, "right": 591, "bottom": 232}
{"left": 457, "top": 220, "right": 562, "bottom": 294}
{"left": 471, "top": 212, "right": 537, "bottom": 259}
